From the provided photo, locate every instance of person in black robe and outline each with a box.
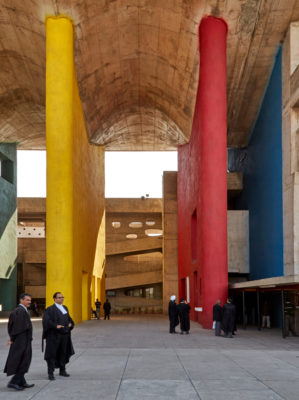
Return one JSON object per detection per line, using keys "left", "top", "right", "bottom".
{"left": 95, "top": 298, "right": 101, "bottom": 320}
{"left": 213, "top": 300, "right": 223, "bottom": 336}
{"left": 168, "top": 295, "right": 179, "bottom": 334}
{"left": 177, "top": 298, "right": 191, "bottom": 334}
{"left": 4, "top": 293, "right": 34, "bottom": 390}
{"left": 222, "top": 298, "right": 236, "bottom": 338}
{"left": 103, "top": 299, "right": 111, "bottom": 320}
{"left": 42, "top": 292, "right": 75, "bottom": 380}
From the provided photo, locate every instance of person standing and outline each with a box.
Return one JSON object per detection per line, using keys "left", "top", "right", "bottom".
{"left": 262, "top": 300, "right": 271, "bottom": 329}
{"left": 168, "top": 295, "right": 179, "bottom": 334}
{"left": 222, "top": 298, "right": 236, "bottom": 338}
{"left": 177, "top": 298, "right": 191, "bottom": 334}
{"left": 42, "top": 292, "right": 75, "bottom": 380}
{"left": 4, "top": 293, "right": 34, "bottom": 390}
{"left": 95, "top": 298, "right": 101, "bottom": 320}
{"left": 213, "top": 300, "right": 223, "bottom": 336}
{"left": 103, "top": 299, "right": 111, "bottom": 320}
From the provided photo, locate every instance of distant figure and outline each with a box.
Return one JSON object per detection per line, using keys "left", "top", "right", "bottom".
{"left": 213, "top": 300, "right": 223, "bottom": 336}
{"left": 177, "top": 298, "right": 191, "bottom": 334}
{"left": 4, "top": 293, "right": 34, "bottom": 391}
{"left": 262, "top": 300, "right": 271, "bottom": 328}
{"left": 168, "top": 295, "right": 179, "bottom": 334}
{"left": 31, "top": 302, "right": 39, "bottom": 317}
{"left": 103, "top": 299, "right": 111, "bottom": 320}
{"left": 222, "top": 298, "right": 236, "bottom": 338}
{"left": 95, "top": 298, "right": 101, "bottom": 320}
{"left": 284, "top": 300, "right": 297, "bottom": 337}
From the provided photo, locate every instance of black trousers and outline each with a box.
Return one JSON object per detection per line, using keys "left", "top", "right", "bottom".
{"left": 104, "top": 312, "right": 110, "bottom": 320}
{"left": 169, "top": 319, "right": 176, "bottom": 333}
{"left": 47, "top": 335, "right": 69, "bottom": 374}
{"left": 10, "top": 372, "right": 26, "bottom": 386}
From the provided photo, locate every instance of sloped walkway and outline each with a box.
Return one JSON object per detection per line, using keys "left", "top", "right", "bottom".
{"left": 1, "top": 315, "right": 299, "bottom": 399}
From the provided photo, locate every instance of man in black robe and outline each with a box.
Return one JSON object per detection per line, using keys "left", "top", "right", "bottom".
{"left": 177, "top": 298, "right": 191, "bottom": 334}
{"left": 95, "top": 298, "right": 101, "bottom": 320}
{"left": 213, "top": 300, "right": 223, "bottom": 336}
{"left": 42, "top": 292, "right": 75, "bottom": 380}
{"left": 103, "top": 299, "right": 111, "bottom": 320}
{"left": 168, "top": 295, "right": 179, "bottom": 334}
{"left": 222, "top": 298, "right": 236, "bottom": 338}
{"left": 4, "top": 293, "right": 34, "bottom": 390}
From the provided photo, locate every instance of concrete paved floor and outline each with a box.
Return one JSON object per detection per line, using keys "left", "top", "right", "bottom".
{"left": 1, "top": 315, "right": 299, "bottom": 399}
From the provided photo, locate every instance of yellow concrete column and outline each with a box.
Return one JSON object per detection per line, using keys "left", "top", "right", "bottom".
{"left": 82, "top": 272, "right": 89, "bottom": 321}
{"left": 91, "top": 275, "right": 95, "bottom": 309}
{"left": 46, "top": 17, "right": 74, "bottom": 313}
{"left": 46, "top": 16, "right": 105, "bottom": 324}
{"left": 100, "top": 269, "right": 106, "bottom": 318}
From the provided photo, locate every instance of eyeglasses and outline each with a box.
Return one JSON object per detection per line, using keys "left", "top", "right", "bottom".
{"left": 56, "top": 296, "right": 64, "bottom": 299}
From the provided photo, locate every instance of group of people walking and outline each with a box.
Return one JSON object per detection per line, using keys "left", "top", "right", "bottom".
{"left": 4, "top": 292, "right": 75, "bottom": 390}
{"left": 168, "top": 295, "right": 191, "bottom": 334}
{"left": 213, "top": 298, "right": 236, "bottom": 338}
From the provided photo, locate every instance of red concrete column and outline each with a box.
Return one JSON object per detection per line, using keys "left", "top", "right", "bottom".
{"left": 199, "top": 16, "right": 228, "bottom": 328}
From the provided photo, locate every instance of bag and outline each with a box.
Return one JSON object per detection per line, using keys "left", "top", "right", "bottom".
{"left": 212, "top": 321, "right": 216, "bottom": 329}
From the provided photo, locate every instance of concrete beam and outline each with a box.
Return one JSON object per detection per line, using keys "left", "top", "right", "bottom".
{"left": 106, "top": 237, "right": 162, "bottom": 256}
{"left": 106, "top": 270, "right": 162, "bottom": 290}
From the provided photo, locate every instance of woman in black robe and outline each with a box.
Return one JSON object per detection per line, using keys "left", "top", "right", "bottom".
{"left": 168, "top": 295, "right": 179, "bottom": 333}
{"left": 177, "top": 298, "right": 191, "bottom": 334}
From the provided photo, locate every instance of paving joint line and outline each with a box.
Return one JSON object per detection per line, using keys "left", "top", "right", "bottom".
{"left": 221, "top": 350, "right": 288, "bottom": 400}
{"left": 115, "top": 349, "right": 131, "bottom": 400}
{"left": 174, "top": 349, "right": 202, "bottom": 400}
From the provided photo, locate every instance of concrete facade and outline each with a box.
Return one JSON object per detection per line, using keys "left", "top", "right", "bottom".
{"left": 105, "top": 198, "right": 163, "bottom": 314}
{"left": 162, "top": 172, "right": 178, "bottom": 313}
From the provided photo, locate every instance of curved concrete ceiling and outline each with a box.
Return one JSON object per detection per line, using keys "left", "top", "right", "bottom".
{"left": 0, "top": 0, "right": 299, "bottom": 150}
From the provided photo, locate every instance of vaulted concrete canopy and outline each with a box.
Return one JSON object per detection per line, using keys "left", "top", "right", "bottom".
{"left": 1, "top": 0, "right": 299, "bottom": 150}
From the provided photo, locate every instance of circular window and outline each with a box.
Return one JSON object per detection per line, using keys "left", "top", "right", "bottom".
{"left": 126, "top": 234, "right": 138, "bottom": 239}
{"left": 145, "top": 229, "right": 163, "bottom": 237}
{"left": 129, "top": 222, "right": 143, "bottom": 228}
{"left": 146, "top": 220, "right": 155, "bottom": 226}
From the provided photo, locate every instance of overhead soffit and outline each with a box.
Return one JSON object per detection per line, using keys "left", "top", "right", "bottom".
{"left": 0, "top": 0, "right": 299, "bottom": 150}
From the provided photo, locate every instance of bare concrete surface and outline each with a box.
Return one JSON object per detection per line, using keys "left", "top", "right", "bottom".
{"left": 1, "top": 315, "right": 299, "bottom": 399}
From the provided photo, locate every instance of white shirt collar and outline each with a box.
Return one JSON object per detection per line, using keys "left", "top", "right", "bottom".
{"left": 55, "top": 303, "right": 68, "bottom": 314}
{"left": 19, "top": 304, "right": 28, "bottom": 312}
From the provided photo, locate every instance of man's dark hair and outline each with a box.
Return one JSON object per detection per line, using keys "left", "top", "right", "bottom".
{"left": 19, "top": 293, "right": 31, "bottom": 300}
{"left": 180, "top": 298, "right": 185, "bottom": 302}
{"left": 53, "top": 292, "right": 62, "bottom": 299}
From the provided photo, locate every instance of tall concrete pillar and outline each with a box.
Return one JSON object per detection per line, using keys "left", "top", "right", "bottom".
{"left": 198, "top": 17, "right": 228, "bottom": 328}
{"left": 177, "top": 16, "right": 227, "bottom": 328}
{"left": 0, "top": 143, "right": 17, "bottom": 311}
{"left": 46, "top": 16, "right": 105, "bottom": 323}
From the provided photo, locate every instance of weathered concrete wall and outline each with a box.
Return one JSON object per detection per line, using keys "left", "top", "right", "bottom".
{"left": 162, "top": 171, "right": 178, "bottom": 313}
{"left": 0, "top": 143, "right": 17, "bottom": 311}
{"left": 227, "top": 211, "right": 249, "bottom": 274}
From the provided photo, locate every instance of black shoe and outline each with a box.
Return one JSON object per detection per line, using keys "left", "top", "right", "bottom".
{"left": 186, "top": 331, "right": 190, "bottom": 334}
{"left": 48, "top": 374, "right": 55, "bottom": 381}
{"left": 180, "top": 332, "right": 184, "bottom": 335}
{"left": 59, "top": 371, "right": 70, "bottom": 377}
{"left": 22, "top": 383, "right": 35, "bottom": 388}
{"left": 7, "top": 383, "right": 24, "bottom": 390}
